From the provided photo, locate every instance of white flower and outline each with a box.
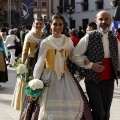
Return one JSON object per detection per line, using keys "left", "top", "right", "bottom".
{"left": 28, "top": 79, "right": 44, "bottom": 90}
{"left": 17, "top": 64, "right": 28, "bottom": 74}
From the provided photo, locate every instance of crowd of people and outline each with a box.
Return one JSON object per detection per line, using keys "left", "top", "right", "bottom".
{"left": 0, "top": 10, "right": 120, "bottom": 120}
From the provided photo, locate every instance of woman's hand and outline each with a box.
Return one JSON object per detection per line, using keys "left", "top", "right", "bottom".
{"left": 84, "top": 56, "right": 90, "bottom": 65}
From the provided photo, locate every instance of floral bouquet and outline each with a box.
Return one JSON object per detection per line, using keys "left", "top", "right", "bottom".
{"left": 24, "top": 79, "right": 49, "bottom": 101}
{"left": 16, "top": 64, "right": 28, "bottom": 80}
{"left": 20, "top": 79, "right": 50, "bottom": 119}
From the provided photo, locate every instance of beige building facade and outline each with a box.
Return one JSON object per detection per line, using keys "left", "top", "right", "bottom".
{"left": 0, "top": 0, "right": 52, "bottom": 28}
{"left": 33, "top": 0, "right": 52, "bottom": 21}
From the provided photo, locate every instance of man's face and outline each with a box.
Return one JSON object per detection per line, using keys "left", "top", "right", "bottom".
{"left": 95, "top": 11, "right": 111, "bottom": 33}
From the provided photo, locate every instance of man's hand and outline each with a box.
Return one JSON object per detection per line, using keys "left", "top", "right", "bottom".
{"left": 91, "top": 62, "right": 105, "bottom": 73}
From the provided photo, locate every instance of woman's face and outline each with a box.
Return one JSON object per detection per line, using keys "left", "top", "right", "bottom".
{"left": 33, "top": 19, "right": 44, "bottom": 31}
{"left": 50, "top": 18, "right": 64, "bottom": 37}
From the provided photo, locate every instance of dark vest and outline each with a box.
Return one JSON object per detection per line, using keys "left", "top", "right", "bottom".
{"left": 84, "top": 31, "right": 118, "bottom": 83}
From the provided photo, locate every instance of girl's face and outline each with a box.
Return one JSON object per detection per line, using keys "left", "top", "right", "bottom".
{"left": 50, "top": 18, "right": 64, "bottom": 38}
{"left": 33, "top": 20, "right": 44, "bottom": 31}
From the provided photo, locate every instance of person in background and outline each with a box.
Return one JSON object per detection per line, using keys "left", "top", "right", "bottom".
{"left": 0, "top": 31, "right": 8, "bottom": 86}
{"left": 72, "top": 10, "right": 120, "bottom": 120}
{"left": 77, "top": 26, "right": 85, "bottom": 39}
{"left": 13, "top": 28, "right": 22, "bottom": 61}
{"left": 115, "top": 28, "right": 120, "bottom": 74}
{"left": 4, "top": 29, "right": 20, "bottom": 67}
{"left": 0, "top": 27, "right": 8, "bottom": 41}
{"left": 20, "top": 25, "right": 27, "bottom": 47}
{"left": 86, "top": 22, "right": 97, "bottom": 33}
{"left": 20, "top": 13, "right": 92, "bottom": 120}
{"left": 115, "top": 28, "right": 120, "bottom": 42}
{"left": 0, "top": 27, "right": 9, "bottom": 64}
{"left": 14, "top": 28, "right": 21, "bottom": 40}
{"left": 69, "top": 29, "right": 79, "bottom": 46}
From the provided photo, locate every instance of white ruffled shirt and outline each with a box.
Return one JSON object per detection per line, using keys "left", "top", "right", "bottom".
{"left": 72, "top": 30, "right": 120, "bottom": 71}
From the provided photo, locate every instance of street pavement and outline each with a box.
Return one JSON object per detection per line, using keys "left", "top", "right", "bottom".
{"left": 0, "top": 66, "right": 120, "bottom": 120}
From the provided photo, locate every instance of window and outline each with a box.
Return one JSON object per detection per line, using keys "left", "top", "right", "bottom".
{"left": 81, "top": 0, "right": 88, "bottom": 11}
{"left": 57, "top": 0, "right": 63, "bottom": 13}
{"left": 34, "top": 1, "right": 38, "bottom": 7}
{"left": 57, "top": 6, "right": 63, "bottom": 13}
{"left": 95, "top": 0, "right": 103, "bottom": 9}
{"left": 82, "top": 18, "right": 89, "bottom": 32}
{"left": 71, "top": 0, "right": 75, "bottom": 9}
{"left": 64, "top": 0, "right": 69, "bottom": 12}
{"left": 42, "top": 2, "right": 47, "bottom": 7}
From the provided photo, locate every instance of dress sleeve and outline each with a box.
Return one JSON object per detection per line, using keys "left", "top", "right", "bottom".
{"left": 33, "top": 42, "right": 48, "bottom": 79}
{"left": 22, "top": 37, "right": 30, "bottom": 55}
{"left": 68, "top": 38, "right": 74, "bottom": 60}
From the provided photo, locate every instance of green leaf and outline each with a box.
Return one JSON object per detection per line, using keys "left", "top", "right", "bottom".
{"left": 14, "top": 61, "right": 22, "bottom": 68}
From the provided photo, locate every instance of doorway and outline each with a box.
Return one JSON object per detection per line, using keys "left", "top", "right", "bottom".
{"left": 82, "top": 18, "right": 89, "bottom": 33}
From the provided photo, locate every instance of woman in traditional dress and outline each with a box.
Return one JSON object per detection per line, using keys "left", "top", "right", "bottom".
{"left": 0, "top": 32, "right": 8, "bottom": 86}
{"left": 20, "top": 13, "right": 92, "bottom": 120}
{"left": 11, "top": 18, "right": 45, "bottom": 110}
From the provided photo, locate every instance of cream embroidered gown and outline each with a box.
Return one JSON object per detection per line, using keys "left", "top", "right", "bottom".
{"left": 11, "top": 31, "right": 40, "bottom": 110}
{"left": 20, "top": 35, "right": 92, "bottom": 120}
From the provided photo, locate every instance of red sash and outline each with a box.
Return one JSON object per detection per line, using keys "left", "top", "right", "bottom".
{"left": 100, "top": 58, "right": 113, "bottom": 80}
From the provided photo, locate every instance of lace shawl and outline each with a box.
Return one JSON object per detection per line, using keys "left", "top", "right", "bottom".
{"left": 33, "top": 34, "right": 74, "bottom": 80}
{"left": 25, "top": 31, "right": 40, "bottom": 43}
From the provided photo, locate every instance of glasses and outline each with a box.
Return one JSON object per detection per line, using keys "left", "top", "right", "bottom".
{"left": 53, "top": 23, "right": 63, "bottom": 27}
